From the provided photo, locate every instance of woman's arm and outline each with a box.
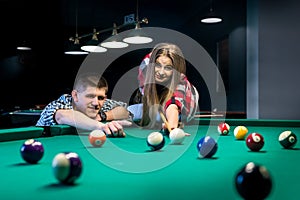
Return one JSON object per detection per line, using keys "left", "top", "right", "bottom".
{"left": 165, "top": 104, "right": 179, "bottom": 129}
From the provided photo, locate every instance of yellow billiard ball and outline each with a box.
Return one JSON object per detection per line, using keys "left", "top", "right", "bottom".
{"left": 234, "top": 126, "right": 248, "bottom": 140}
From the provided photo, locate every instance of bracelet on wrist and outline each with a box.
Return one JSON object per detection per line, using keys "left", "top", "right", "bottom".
{"left": 99, "top": 110, "right": 107, "bottom": 122}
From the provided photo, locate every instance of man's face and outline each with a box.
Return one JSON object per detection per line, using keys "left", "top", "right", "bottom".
{"left": 73, "top": 86, "right": 107, "bottom": 119}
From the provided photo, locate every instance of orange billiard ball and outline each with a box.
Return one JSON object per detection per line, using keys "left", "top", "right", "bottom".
{"left": 89, "top": 130, "right": 106, "bottom": 147}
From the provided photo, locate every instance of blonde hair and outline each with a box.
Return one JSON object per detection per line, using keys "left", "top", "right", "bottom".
{"left": 141, "top": 43, "right": 186, "bottom": 128}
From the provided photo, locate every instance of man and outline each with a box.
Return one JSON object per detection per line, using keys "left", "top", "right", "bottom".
{"left": 36, "top": 73, "right": 131, "bottom": 137}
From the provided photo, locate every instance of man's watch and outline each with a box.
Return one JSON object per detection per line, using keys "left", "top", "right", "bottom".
{"left": 99, "top": 110, "right": 107, "bottom": 122}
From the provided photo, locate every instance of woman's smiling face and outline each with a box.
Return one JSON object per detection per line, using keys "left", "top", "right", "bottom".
{"left": 154, "top": 55, "right": 173, "bottom": 84}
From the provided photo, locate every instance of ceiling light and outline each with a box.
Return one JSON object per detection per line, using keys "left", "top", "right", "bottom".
{"left": 123, "top": 18, "right": 153, "bottom": 44}
{"left": 123, "top": 0, "right": 153, "bottom": 44}
{"left": 65, "top": 0, "right": 151, "bottom": 54}
{"left": 64, "top": 35, "right": 89, "bottom": 55}
{"left": 81, "top": 28, "right": 107, "bottom": 53}
{"left": 201, "top": 0, "right": 222, "bottom": 24}
{"left": 17, "top": 40, "right": 32, "bottom": 51}
{"left": 100, "top": 23, "right": 129, "bottom": 49}
{"left": 64, "top": 1, "right": 89, "bottom": 55}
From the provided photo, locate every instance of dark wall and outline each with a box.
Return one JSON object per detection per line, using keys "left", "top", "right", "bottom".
{"left": 0, "top": 0, "right": 247, "bottom": 115}
{"left": 228, "top": 27, "right": 246, "bottom": 112}
{"left": 247, "top": 0, "right": 300, "bottom": 119}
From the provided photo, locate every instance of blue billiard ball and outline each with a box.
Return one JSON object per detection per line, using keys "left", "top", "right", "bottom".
{"left": 20, "top": 139, "right": 44, "bottom": 164}
{"left": 52, "top": 152, "right": 83, "bottom": 184}
{"left": 197, "top": 136, "right": 218, "bottom": 158}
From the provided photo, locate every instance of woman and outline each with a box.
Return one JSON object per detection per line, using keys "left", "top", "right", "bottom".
{"left": 137, "top": 43, "right": 199, "bottom": 130}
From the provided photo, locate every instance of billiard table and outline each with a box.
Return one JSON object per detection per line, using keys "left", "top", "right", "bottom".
{"left": 0, "top": 109, "right": 42, "bottom": 128}
{"left": 0, "top": 118, "right": 299, "bottom": 200}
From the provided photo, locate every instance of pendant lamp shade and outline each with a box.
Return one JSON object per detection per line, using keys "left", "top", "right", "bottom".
{"left": 123, "top": 19, "right": 153, "bottom": 44}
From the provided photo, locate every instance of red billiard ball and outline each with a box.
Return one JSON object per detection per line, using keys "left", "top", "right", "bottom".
{"left": 20, "top": 139, "right": 44, "bottom": 164}
{"left": 235, "top": 162, "right": 272, "bottom": 200}
{"left": 52, "top": 152, "right": 83, "bottom": 185}
{"left": 218, "top": 122, "right": 230, "bottom": 135}
{"left": 246, "top": 133, "right": 264, "bottom": 151}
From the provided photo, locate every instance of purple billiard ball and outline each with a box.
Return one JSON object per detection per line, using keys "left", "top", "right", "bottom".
{"left": 52, "top": 152, "right": 83, "bottom": 184}
{"left": 197, "top": 136, "right": 218, "bottom": 158}
{"left": 20, "top": 139, "right": 44, "bottom": 164}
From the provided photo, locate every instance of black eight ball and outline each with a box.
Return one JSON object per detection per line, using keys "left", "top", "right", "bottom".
{"left": 235, "top": 162, "right": 272, "bottom": 200}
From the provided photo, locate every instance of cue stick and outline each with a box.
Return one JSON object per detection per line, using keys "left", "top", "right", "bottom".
{"left": 194, "top": 114, "right": 224, "bottom": 118}
{"left": 159, "top": 111, "right": 172, "bottom": 133}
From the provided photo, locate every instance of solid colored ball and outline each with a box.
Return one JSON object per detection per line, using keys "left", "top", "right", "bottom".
{"left": 147, "top": 132, "right": 165, "bottom": 151}
{"left": 169, "top": 128, "right": 185, "bottom": 144}
{"left": 234, "top": 126, "right": 248, "bottom": 140}
{"left": 197, "top": 136, "right": 218, "bottom": 158}
{"left": 20, "top": 139, "right": 44, "bottom": 164}
{"left": 279, "top": 130, "right": 297, "bottom": 149}
{"left": 235, "top": 162, "right": 272, "bottom": 200}
{"left": 246, "top": 133, "right": 264, "bottom": 151}
{"left": 218, "top": 122, "right": 230, "bottom": 135}
{"left": 52, "top": 152, "right": 83, "bottom": 185}
{"left": 89, "top": 130, "right": 106, "bottom": 147}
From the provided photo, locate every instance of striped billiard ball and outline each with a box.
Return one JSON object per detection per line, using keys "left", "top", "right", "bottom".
{"left": 279, "top": 130, "right": 297, "bottom": 149}
{"left": 197, "top": 136, "right": 218, "bottom": 158}
{"left": 218, "top": 122, "right": 230, "bottom": 135}
{"left": 52, "top": 152, "right": 83, "bottom": 185}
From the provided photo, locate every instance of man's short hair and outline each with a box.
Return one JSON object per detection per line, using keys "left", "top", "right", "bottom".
{"left": 74, "top": 73, "right": 108, "bottom": 93}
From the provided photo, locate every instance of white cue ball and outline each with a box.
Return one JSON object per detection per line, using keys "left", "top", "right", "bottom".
{"left": 169, "top": 128, "right": 185, "bottom": 144}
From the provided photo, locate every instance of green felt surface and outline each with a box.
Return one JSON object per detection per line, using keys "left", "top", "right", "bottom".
{"left": 0, "top": 122, "right": 300, "bottom": 200}
{"left": 0, "top": 127, "right": 44, "bottom": 142}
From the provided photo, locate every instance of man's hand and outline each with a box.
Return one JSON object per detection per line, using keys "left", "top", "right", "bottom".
{"left": 100, "top": 120, "right": 132, "bottom": 137}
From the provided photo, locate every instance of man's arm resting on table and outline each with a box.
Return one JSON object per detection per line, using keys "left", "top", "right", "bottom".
{"left": 55, "top": 109, "right": 103, "bottom": 131}
{"left": 105, "top": 106, "right": 131, "bottom": 121}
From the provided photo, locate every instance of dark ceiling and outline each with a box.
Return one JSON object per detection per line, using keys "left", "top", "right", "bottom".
{"left": 0, "top": 0, "right": 246, "bottom": 58}
{"left": 0, "top": 0, "right": 247, "bottom": 110}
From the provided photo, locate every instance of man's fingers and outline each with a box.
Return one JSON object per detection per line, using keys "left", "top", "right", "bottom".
{"left": 114, "top": 120, "right": 132, "bottom": 127}
{"left": 102, "top": 125, "right": 112, "bottom": 137}
{"left": 108, "top": 121, "right": 125, "bottom": 137}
